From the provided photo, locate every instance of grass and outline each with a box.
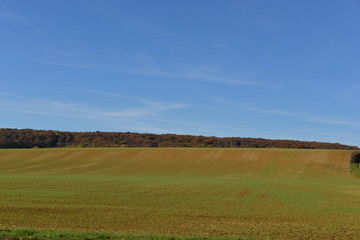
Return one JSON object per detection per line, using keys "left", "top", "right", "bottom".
{"left": 0, "top": 228, "right": 250, "bottom": 240}
{"left": 0, "top": 148, "right": 360, "bottom": 240}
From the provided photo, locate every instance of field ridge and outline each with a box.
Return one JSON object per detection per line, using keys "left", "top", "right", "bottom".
{"left": 1, "top": 128, "right": 358, "bottom": 150}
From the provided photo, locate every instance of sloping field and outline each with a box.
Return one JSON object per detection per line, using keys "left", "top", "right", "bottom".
{"left": 0, "top": 148, "right": 352, "bottom": 178}
{"left": 0, "top": 148, "right": 360, "bottom": 240}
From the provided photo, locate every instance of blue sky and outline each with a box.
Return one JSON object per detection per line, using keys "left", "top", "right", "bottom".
{"left": 1, "top": 0, "right": 360, "bottom": 146}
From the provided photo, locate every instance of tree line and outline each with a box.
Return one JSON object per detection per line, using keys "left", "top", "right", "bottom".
{"left": 0, "top": 128, "right": 358, "bottom": 150}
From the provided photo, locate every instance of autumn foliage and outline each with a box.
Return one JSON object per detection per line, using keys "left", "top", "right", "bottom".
{"left": 0, "top": 128, "right": 358, "bottom": 150}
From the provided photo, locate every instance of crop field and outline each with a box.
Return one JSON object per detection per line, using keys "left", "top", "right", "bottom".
{"left": 0, "top": 148, "right": 360, "bottom": 240}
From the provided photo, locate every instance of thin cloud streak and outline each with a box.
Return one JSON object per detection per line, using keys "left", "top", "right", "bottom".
{"left": 99, "top": 103, "right": 186, "bottom": 118}
{"left": 309, "top": 117, "right": 360, "bottom": 128}
{"left": 79, "top": 88, "right": 186, "bottom": 109}
{"left": 128, "top": 67, "right": 261, "bottom": 86}
{"left": 42, "top": 61, "right": 110, "bottom": 71}
{"left": 35, "top": 59, "right": 261, "bottom": 86}
{"left": 0, "top": 10, "right": 28, "bottom": 23}
{"left": 0, "top": 92, "right": 253, "bottom": 136}
{"left": 47, "top": 48, "right": 80, "bottom": 56}
{"left": 79, "top": 89, "right": 188, "bottom": 115}
{"left": 211, "top": 97, "right": 297, "bottom": 116}
{"left": 0, "top": 95, "right": 187, "bottom": 120}
{"left": 210, "top": 41, "right": 228, "bottom": 48}
{"left": 212, "top": 97, "right": 360, "bottom": 128}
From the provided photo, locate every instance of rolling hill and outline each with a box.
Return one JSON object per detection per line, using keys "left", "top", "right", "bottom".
{"left": 1, "top": 148, "right": 360, "bottom": 240}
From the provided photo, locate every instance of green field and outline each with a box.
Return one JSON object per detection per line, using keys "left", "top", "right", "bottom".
{"left": 1, "top": 148, "right": 360, "bottom": 240}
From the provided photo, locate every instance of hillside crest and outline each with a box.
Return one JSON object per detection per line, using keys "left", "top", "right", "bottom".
{"left": 0, "top": 128, "right": 358, "bottom": 150}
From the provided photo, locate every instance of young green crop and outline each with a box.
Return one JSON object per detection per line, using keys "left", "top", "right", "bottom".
{"left": 0, "top": 148, "right": 359, "bottom": 240}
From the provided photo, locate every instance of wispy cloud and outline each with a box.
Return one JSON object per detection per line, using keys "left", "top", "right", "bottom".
{"left": 336, "top": 84, "right": 360, "bottom": 105}
{"left": 210, "top": 41, "right": 228, "bottom": 48}
{"left": 138, "top": 22, "right": 174, "bottom": 37}
{"left": 37, "top": 60, "right": 110, "bottom": 71}
{"left": 211, "top": 97, "right": 297, "bottom": 116}
{"left": 47, "top": 48, "right": 80, "bottom": 56}
{"left": 1, "top": 89, "right": 257, "bottom": 135}
{"left": 309, "top": 117, "right": 360, "bottom": 128}
{"left": 33, "top": 58, "right": 262, "bottom": 86}
{"left": 122, "top": 16, "right": 175, "bottom": 37}
{"left": 0, "top": 94, "right": 187, "bottom": 120}
{"left": 131, "top": 66, "right": 260, "bottom": 86}
{"left": 98, "top": 103, "right": 186, "bottom": 118}
{"left": 80, "top": 88, "right": 187, "bottom": 110}
{"left": 0, "top": 9, "right": 45, "bottom": 36}
{"left": 248, "top": 46, "right": 276, "bottom": 73}
{"left": 212, "top": 96, "right": 360, "bottom": 128}
{"left": 0, "top": 92, "right": 250, "bottom": 135}
{"left": 0, "top": 10, "right": 28, "bottom": 23}
{"left": 252, "top": 18, "right": 280, "bottom": 32}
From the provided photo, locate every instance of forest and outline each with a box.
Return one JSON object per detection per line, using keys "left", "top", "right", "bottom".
{"left": 0, "top": 128, "right": 358, "bottom": 150}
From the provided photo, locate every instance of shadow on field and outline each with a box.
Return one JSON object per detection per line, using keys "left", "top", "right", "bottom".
{"left": 0, "top": 228, "right": 255, "bottom": 240}
{"left": 349, "top": 151, "right": 360, "bottom": 178}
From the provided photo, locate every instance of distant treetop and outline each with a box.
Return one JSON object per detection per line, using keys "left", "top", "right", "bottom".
{"left": 0, "top": 128, "right": 358, "bottom": 150}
